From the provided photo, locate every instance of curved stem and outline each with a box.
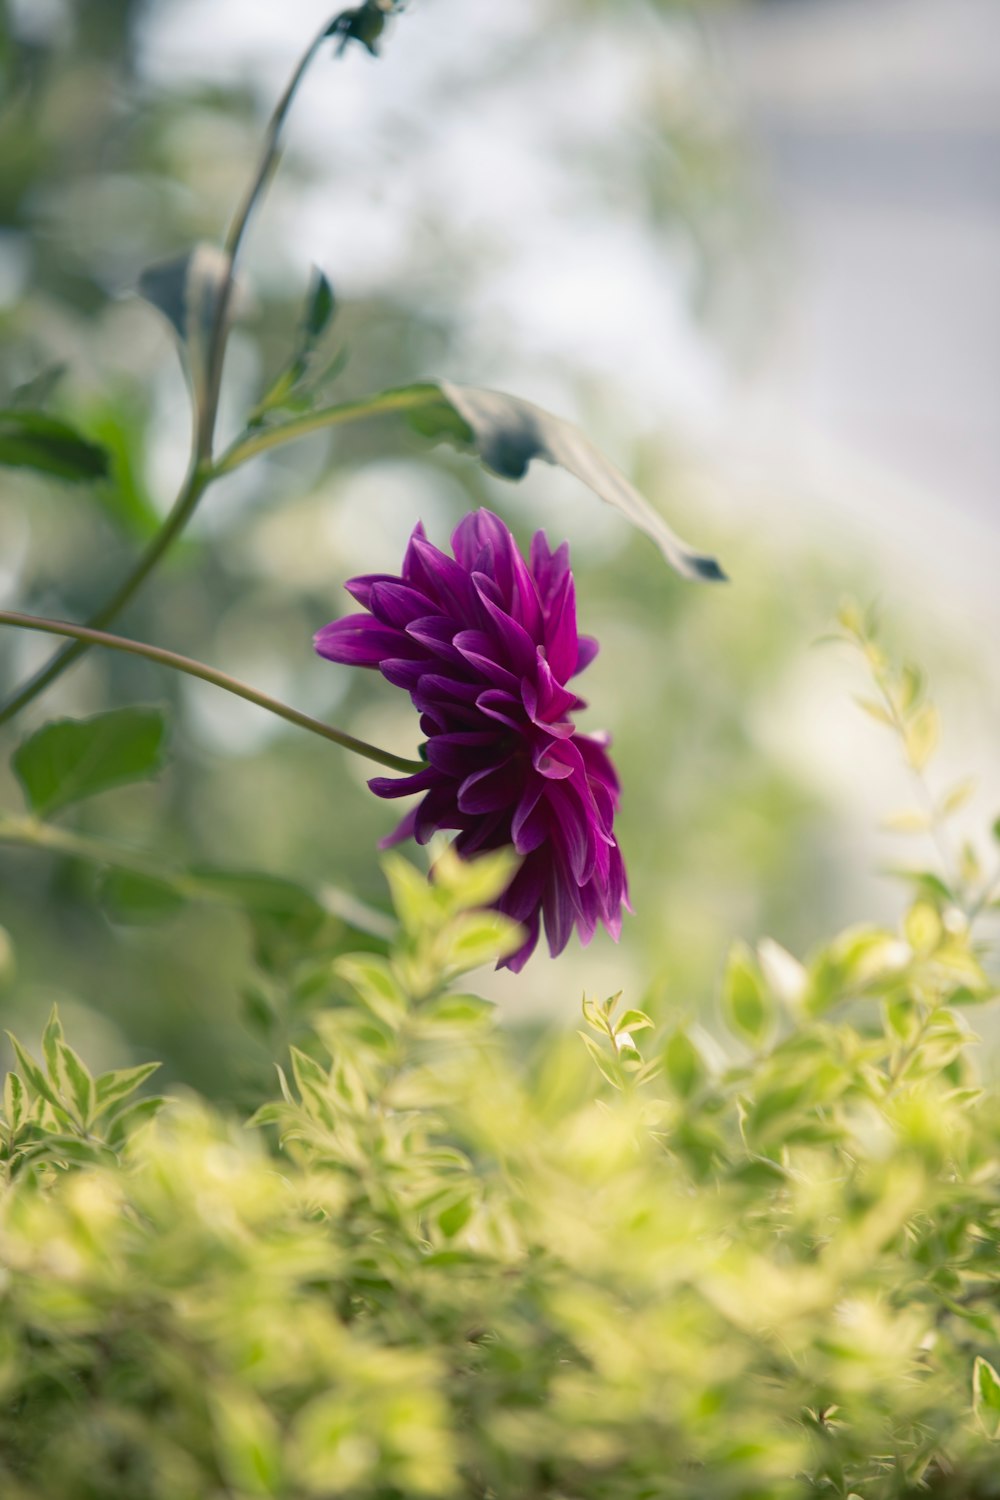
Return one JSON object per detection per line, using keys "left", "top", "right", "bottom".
{"left": 0, "top": 461, "right": 211, "bottom": 727}
{"left": 0, "top": 611, "right": 423, "bottom": 775}
{"left": 215, "top": 384, "right": 439, "bottom": 474}
{"left": 0, "top": 13, "right": 347, "bottom": 727}
{"left": 198, "top": 14, "right": 339, "bottom": 461}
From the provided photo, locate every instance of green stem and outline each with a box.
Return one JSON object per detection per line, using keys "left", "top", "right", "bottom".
{"left": 0, "top": 815, "right": 396, "bottom": 941}
{"left": 214, "top": 384, "right": 439, "bottom": 474}
{"left": 0, "top": 13, "right": 352, "bottom": 727}
{"left": 0, "top": 461, "right": 211, "bottom": 728}
{"left": 0, "top": 611, "right": 423, "bottom": 775}
{"left": 198, "top": 14, "right": 339, "bottom": 461}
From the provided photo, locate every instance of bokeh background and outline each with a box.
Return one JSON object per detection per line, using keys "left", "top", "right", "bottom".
{"left": 1, "top": 0, "right": 998, "bottom": 1100}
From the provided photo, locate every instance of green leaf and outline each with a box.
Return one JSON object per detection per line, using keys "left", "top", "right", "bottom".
{"left": 974, "top": 1356, "right": 1000, "bottom": 1438}
{"left": 98, "top": 869, "right": 185, "bottom": 925}
{"left": 405, "top": 381, "right": 725, "bottom": 583}
{"left": 254, "top": 268, "right": 342, "bottom": 419}
{"left": 139, "top": 244, "right": 229, "bottom": 411}
{"left": 616, "top": 1008, "right": 654, "bottom": 1034}
{"left": 722, "top": 944, "right": 773, "bottom": 1047}
{"left": 13, "top": 707, "right": 168, "bottom": 818}
{"left": 662, "top": 1029, "right": 705, "bottom": 1100}
{"left": 94, "top": 1062, "right": 161, "bottom": 1116}
{"left": 56, "top": 1041, "right": 94, "bottom": 1127}
{"left": 579, "top": 1032, "right": 623, "bottom": 1090}
{"left": 6, "top": 1034, "right": 64, "bottom": 1114}
{"left": 418, "top": 993, "right": 495, "bottom": 1028}
{"left": 3, "top": 1071, "right": 27, "bottom": 1134}
{"left": 105, "top": 1095, "right": 165, "bottom": 1148}
{"left": 439, "top": 911, "right": 523, "bottom": 973}
{"left": 334, "top": 955, "right": 406, "bottom": 1026}
{"left": 0, "top": 409, "right": 110, "bottom": 483}
{"left": 905, "top": 703, "right": 939, "bottom": 771}
{"left": 41, "top": 1005, "right": 64, "bottom": 1081}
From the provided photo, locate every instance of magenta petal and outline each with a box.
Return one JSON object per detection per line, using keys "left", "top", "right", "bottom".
{"left": 314, "top": 616, "right": 409, "bottom": 667}
{"left": 316, "top": 508, "right": 628, "bottom": 967}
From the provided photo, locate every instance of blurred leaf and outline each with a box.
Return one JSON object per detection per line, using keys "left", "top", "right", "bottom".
{"left": 722, "top": 944, "right": 772, "bottom": 1047}
{"left": 941, "top": 778, "right": 976, "bottom": 817}
{"left": 13, "top": 707, "right": 168, "bottom": 818}
{"left": 663, "top": 1029, "right": 705, "bottom": 1100}
{"left": 974, "top": 1356, "right": 1000, "bottom": 1439}
{"left": 579, "top": 1031, "right": 623, "bottom": 1090}
{"left": 254, "top": 268, "right": 343, "bottom": 420}
{"left": 9, "top": 364, "right": 67, "bottom": 408}
{"left": 405, "top": 381, "right": 725, "bottom": 583}
{"left": 139, "top": 243, "right": 229, "bottom": 409}
{"left": 98, "top": 869, "right": 185, "bottom": 926}
{"left": 94, "top": 1062, "right": 160, "bottom": 1116}
{"left": 882, "top": 808, "right": 932, "bottom": 835}
{"left": 0, "top": 408, "right": 110, "bottom": 482}
{"left": 439, "top": 911, "right": 523, "bottom": 974}
{"left": 905, "top": 704, "right": 940, "bottom": 771}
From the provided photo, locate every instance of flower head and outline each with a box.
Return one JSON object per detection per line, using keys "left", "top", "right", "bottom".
{"left": 315, "top": 509, "right": 629, "bottom": 971}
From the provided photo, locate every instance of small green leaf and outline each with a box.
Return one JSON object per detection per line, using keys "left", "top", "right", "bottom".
{"left": 99, "top": 869, "right": 185, "bottom": 925}
{"left": 722, "top": 945, "right": 773, "bottom": 1047}
{"left": 0, "top": 409, "right": 110, "bottom": 483}
{"left": 974, "top": 1356, "right": 1000, "bottom": 1438}
{"left": 418, "top": 993, "right": 495, "bottom": 1028}
{"left": 6, "top": 1033, "right": 63, "bottom": 1113}
{"left": 105, "top": 1095, "right": 165, "bottom": 1148}
{"left": 56, "top": 1041, "right": 94, "bottom": 1127}
{"left": 579, "top": 1031, "right": 623, "bottom": 1090}
{"left": 439, "top": 911, "right": 523, "bottom": 973}
{"left": 13, "top": 707, "right": 168, "bottom": 818}
{"left": 662, "top": 1030, "right": 705, "bottom": 1100}
{"left": 940, "top": 778, "right": 976, "bottom": 817}
{"left": 616, "top": 1008, "right": 654, "bottom": 1034}
{"left": 41, "top": 1005, "right": 64, "bottom": 1081}
{"left": 3, "top": 1071, "right": 27, "bottom": 1134}
{"left": 94, "top": 1062, "right": 161, "bottom": 1116}
{"left": 905, "top": 703, "right": 939, "bottom": 771}
{"left": 334, "top": 955, "right": 407, "bottom": 1026}
{"left": 854, "top": 694, "right": 895, "bottom": 728}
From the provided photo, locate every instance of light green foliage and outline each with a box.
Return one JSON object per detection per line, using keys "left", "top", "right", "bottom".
{"left": 1, "top": 793, "right": 999, "bottom": 1497}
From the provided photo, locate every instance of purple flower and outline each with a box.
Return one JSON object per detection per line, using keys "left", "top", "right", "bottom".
{"left": 315, "top": 509, "right": 629, "bottom": 971}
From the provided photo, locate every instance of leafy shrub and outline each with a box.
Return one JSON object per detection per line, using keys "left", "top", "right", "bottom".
{"left": 1, "top": 660, "right": 999, "bottom": 1499}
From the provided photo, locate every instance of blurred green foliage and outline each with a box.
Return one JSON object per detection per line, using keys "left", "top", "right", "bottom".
{"left": 2, "top": 832, "right": 1000, "bottom": 1496}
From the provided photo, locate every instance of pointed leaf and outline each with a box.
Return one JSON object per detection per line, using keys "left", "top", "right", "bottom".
{"left": 13, "top": 707, "right": 168, "bottom": 818}
{"left": 0, "top": 409, "right": 110, "bottom": 483}
{"left": 406, "top": 381, "right": 725, "bottom": 583}
{"left": 139, "top": 244, "right": 230, "bottom": 408}
{"left": 94, "top": 1062, "right": 161, "bottom": 1115}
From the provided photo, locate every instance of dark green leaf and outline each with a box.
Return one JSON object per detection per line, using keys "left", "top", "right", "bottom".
{"left": 13, "top": 707, "right": 169, "bottom": 818}
{"left": 0, "top": 409, "right": 110, "bottom": 483}
{"left": 406, "top": 381, "right": 725, "bottom": 583}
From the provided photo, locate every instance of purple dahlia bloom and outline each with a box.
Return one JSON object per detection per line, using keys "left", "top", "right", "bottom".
{"left": 315, "top": 509, "right": 629, "bottom": 972}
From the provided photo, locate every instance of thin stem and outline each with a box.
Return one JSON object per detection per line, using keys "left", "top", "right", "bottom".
{"left": 198, "top": 14, "right": 339, "bottom": 461}
{"left": 0, "top": 461, "right": 211, "bottom": 728}
{"left": 0, "top": 611, "right": 423, "bottom": 775}
{"left": 214, "top": 384, "right": 437, "bottom": 474}
{"left": 0, "top": 815, "right": 397, "bottom": 942}
{"left": 0, "top": 13, "right": 352, "bottom": 726}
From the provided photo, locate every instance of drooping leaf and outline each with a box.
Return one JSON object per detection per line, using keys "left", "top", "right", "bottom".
{"left": 0, "top": 409, "right": 110, "bottom": 483}
{"left": 13, "top": 707, "right": 169, "bottom": 818}
{"left": 404, "top": 381, "right": 725, "bottom": 583}
{"left": 138, "top": 243, "right": 230, "bottom": 408}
